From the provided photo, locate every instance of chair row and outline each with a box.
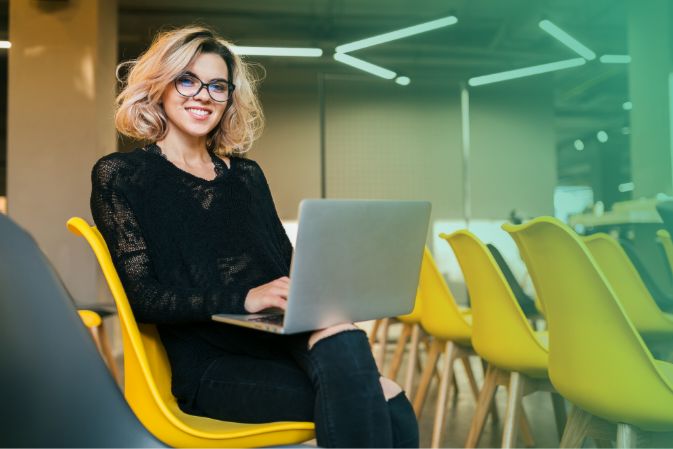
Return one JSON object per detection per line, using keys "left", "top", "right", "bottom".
{"left": 383, "top": 216, "right": 673, "bottom": 448}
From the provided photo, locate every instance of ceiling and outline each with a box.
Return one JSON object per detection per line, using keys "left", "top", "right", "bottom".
{"left": 118, "top": 0, "right": 631, "bottom": 146}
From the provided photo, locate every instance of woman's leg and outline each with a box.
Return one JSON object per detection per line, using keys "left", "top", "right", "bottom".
{"left": 186, "top": 350, "right": 315, "bottom": 423}
{"left": 289, "top": 326, "right": 419, "bottom": 448}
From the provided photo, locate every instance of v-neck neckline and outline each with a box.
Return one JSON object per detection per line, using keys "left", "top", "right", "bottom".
{"left": 145, "top": 143, "right": 232, "bottom": 183}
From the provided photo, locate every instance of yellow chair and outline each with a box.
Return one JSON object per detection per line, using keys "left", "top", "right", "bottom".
{"left": 505, "top": 217, "right": 673, "bottom": 447}
{"left": 67, "top": 217, "right": 315, "bottom": 447}
{"left": 412, "top": 247, "right": 484, "bottom": 448}
{"left": 657, "top": 229, "right": 673, "bottom": 279}
{"left": 386, "top": 289, "right": 425, "bottom": 395}
{"left": 77, "top": 309, "right": 121, "bottom": 385}
{"left": 443, "top": 230, "right": 565, "bottom": 448}
{"left": 584, "top": 233, "right": 673, "bottom": 345}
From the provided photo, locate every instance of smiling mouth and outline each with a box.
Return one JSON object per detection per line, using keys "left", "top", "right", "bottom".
{"left": 185, "top": 107, "right": 212, "bottom": 118}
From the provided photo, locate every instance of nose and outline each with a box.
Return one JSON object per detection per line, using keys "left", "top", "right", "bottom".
{"left": 192, "top": 85, "right": 211, "bottom": 102}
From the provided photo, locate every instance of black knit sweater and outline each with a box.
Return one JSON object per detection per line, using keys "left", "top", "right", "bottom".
{"left": 90, "top": 144, "right": 293, "bottom": 401}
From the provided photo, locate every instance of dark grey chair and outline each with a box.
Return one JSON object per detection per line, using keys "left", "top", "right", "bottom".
{"left": 486, "top": 243, "right": 539, "bottom": 317}
{"left": 619, "top": 237, "right": 673, "bottom": 313}
{"left": 0, "top": 214, "right": 163, "bottom": 447}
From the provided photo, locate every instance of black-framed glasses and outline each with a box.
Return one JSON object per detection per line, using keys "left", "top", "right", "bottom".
{"left": 174, "top": 72, "right": 235, "bottom": 103}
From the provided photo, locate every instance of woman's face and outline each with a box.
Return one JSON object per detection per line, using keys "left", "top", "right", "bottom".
{"left": 161, "top": 52, "right": 231, "bottom": 140}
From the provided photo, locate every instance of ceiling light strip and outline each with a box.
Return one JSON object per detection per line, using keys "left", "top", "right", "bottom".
{"left": 333, "top": 53, "right": 396, "bottom": 79}
{"left": 335, "top": 16, "right": 458, "bottom": 53}
{"left": 599, "top": 54, "right": 631, "bottom": 64}
{"left": 468, "top": 58, "right": 587, "bottom": 87}
{"left": 0, "top": 41, "right": 10, "bottom": 49}
{"left": 539, "top": 20, "right": 596, "bottom": 60}
{"left": 231, "top": 46, "right": 323, "bottom": 57}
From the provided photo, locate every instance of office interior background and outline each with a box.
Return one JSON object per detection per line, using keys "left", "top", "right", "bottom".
{"left": 1, "top": 0, "right": 672, "bottom": 447}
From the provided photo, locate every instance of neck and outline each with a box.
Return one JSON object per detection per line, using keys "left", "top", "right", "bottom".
{"left": 156, "top": 129, "right": 210, "bottom": 164}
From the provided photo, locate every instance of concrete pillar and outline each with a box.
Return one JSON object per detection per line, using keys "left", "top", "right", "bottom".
{"left": 8, "top": 0, "right": 117, "bottom": 303}
{"left": 627, "top": 0, "right": 673, "bottom": 198}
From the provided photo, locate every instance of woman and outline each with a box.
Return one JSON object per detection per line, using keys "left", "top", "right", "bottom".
{"left": 91, "top": 26, "right": 418, "bottom": 447}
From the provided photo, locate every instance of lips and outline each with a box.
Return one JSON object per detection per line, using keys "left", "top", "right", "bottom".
{"left": 185, "top": 107, "right": 212, "bottom": 120}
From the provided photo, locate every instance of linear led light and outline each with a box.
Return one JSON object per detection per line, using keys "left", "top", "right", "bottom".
{"left": 539, "top": 20, "right": 596, "bottom": 60}
{"left": 333, "top": 53, "right": 396, "bottom": 79}
{"left": 335, "top": 16, "right": 458, "bottom": 53}
{"left": 618, "top": 181, "right": 635, "bottom": 193}
{"left": 0, "top": 41, "right": 10, "bottom": 49}
{"left": 395, "top": 76, "right": 411, "bottom": 86}
{"left": 599, "top": 54, "right": 631, "bottom": 64}
{"left": 468, "top": 58, "right": 586, "bottom": 87}
{"left": 230, "top": 46, "right": 322, "bottom": 57}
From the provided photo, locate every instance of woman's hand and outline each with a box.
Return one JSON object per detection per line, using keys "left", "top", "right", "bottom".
{"left": 244, "top": 276, "right": 290, "bottom": 313}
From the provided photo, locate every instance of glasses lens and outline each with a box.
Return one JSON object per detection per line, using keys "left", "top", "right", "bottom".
{"left": 175, "top": 74, "right": 200, "bottom": 97}
{"left": 207, "top": 81, "right": 230, "bottom": 102}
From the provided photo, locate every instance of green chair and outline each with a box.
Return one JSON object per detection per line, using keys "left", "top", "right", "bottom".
{"left": 505, "top": 217, "right": 673, "bottom": 447}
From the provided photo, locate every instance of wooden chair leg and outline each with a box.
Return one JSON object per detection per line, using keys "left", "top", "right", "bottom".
{"left": 518, "top": 405, "right": 535, "bottom": 448}
{"left": 465, "top": 364, "right": 499, "bottom": 448}
{"left": 413, "top": 339, "right": 443, "bottom": 417}
{"left": 97, "top": 320, "right": 121, "bottom": 386}
{"left": 375, "top": 318, "right": 390, "bottom": 370}
{"left": 369, "top": 318, "right": 382, "bottom": 346}
{"left": 502, "top": 371, "right": 526, "bottom": 448}
{"left": 551, "top": 392, "right": 567, "bottom": 442}
{"left": 387, "top": 323, "right": 412, "bottom": 380}
{"left": 560, "top": 406, "right": 592, "bottom": 448}
{"left": 616, "top": 423, "right": 638, "bottom": 448}
{"left": 431, "top": 342, "right": 458, "bottom": 448}
{"left": 403, "top": 323, "right": 420, "bottom": 394}
{"left": 461, "top": 356, "right": 480, "bottom": 400}
{"left": 87, "top": 326, "right": 102, "bottom": 352}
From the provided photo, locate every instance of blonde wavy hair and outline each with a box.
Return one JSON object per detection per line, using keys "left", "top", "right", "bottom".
{"left": 115, "top": 26, "right": 264, "bottom": 155}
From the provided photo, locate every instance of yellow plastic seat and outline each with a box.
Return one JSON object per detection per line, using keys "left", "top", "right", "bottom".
{"left": 443, "top": 230, "right": 565, "bottom": 448}
{"left": 412, "top": 247, "right": 483, "bottom": 448}
{"left": 77, "top": 309, "right": 121, "bottom": 385}
{"left": 583, "top": 233, "right": 673, "bottom": 344}
{"left": 505, "top": 217, "right": 673, "bottom": 447}
{"left": 67, "top": 217, "right": 315, "bottom": 447}
{"left": 385, "top": 289, "right": 425, "bottom": 395}
{"left": 657, "top": 229, "right": 673, "bottom": 279}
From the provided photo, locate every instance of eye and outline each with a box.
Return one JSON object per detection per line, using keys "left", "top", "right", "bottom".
{"left": 176, "top": 75, "right": 196, "bottom": 87}
{"left": 209, "top": 82, "right": 227, "bottom": 93}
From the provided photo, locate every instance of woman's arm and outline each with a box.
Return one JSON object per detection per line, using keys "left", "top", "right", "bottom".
{"left": 251, "top": 161, "right": 294, "bottom": 268}
{"left": 90, "top": 156, "right": 248, "bottom": 324}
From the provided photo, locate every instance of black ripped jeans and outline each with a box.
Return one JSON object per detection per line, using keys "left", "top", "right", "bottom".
{"left": 180, "top": 327, "right": 419, "bottom": 448}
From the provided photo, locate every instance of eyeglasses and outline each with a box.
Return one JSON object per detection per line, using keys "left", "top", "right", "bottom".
{"left": 174, "top": 72, "right": 235, "bottom": 103}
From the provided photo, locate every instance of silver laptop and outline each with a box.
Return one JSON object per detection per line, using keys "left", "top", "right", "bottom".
{"left": 212, "top": 199, "right": 431, "bottom": 334}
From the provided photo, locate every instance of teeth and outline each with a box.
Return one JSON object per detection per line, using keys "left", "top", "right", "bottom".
{"left": 187, "top": 108, "right": 210, "bottom": 117}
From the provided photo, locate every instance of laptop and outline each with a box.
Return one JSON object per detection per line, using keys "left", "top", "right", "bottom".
{"left": 212, "top": 199, "right": 431, "bottom": 334}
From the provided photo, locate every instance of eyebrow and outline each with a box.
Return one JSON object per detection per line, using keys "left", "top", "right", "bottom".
{"left": 184, "top": 71, "right": 229, "bottom": 83}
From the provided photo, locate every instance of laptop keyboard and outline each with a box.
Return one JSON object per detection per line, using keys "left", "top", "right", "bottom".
{"left": 249, "top": 314, "right": 285, "bottom": 325}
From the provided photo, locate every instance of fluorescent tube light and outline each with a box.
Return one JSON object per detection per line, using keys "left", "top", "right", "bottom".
{"left": 539, "top": 20, "right": 596, "bottom": 60}
{"left": 333, "top": 53, "right": 396, "bottom": 79}
{"left": 618, "top": 182, "right": 634, "bottom": 193}
{"left": 0, "top": 41, "right": 11, "bottom": 49}
{"left": 395, "top": 76, "right": 411, "bottom": 86}
{"left": 599, "top": 54, "right": 631, "bottom": 64}
{"left": 335, "top": 16, "right": 458, "bottom": 53}
{"left": 230, "top": 46, "right": 323, "bottom": 57}
{"left": 468, "top": 58, "right": 586, "bottom": 87}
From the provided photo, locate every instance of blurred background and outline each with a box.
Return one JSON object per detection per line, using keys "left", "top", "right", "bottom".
{"left": 0, "top": 0, "right": 670, "bottom": 357}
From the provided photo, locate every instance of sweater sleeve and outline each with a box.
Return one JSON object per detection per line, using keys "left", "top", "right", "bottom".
{"left": 251, "top": 161, "right": 294, "bottom": 268}
{"left": 90, "top": 155, "right": 248, "bottom": 324}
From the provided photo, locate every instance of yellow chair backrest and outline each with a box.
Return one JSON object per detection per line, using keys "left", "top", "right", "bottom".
{"left": 584, "top": 233, "right": 673, "bottom": 339}
{"left": 657, "top": 229, "right": 673, "bottom": 278}
{"left": 67, "top": 217, "right": 314, "bottom": 447}
{"left": 442, "top": 230, "right": 548, "bottom": 377}
{"left": 417, "top": 247, "right": 471, "bottom": 344}
{"left": 504, "top": 217, "right": 673, "bottom": 431}
{"left": 397, "top": 287, "right": 423, "bottom": 324}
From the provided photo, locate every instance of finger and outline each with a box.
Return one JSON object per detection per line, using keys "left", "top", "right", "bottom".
{"left": 273, "top": 277, "right": 290, "bottom": 286}
{"left": 270, "top": 287, "right": 289, "bottom": 298}
{"left": 266, "top": 296, "right": 287, "bottom": 310}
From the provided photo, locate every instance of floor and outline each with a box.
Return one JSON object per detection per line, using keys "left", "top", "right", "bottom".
{"left": 373, "top": 330, "right": 562, "bottom": 448}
